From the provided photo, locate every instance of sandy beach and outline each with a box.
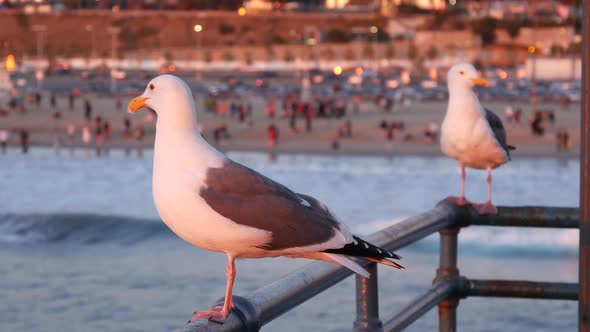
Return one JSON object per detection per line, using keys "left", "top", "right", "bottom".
{"left": 0, "top": 94, "right": 581, "bottom": 158}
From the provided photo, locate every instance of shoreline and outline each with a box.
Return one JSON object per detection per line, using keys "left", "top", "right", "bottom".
{"left": 6, "top": 140, "right": 580, "bottom": 160}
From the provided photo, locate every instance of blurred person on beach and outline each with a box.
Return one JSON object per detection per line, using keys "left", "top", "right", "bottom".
{"left": 266, "top": 99, "right": 275, "bottom": 119}
{"left": 53, "top": 107, "right": 62, "bottom": 123}
{"left": 50, "top": 93, "right": 57, "bottom": 109}
{"left": 52, "top": 127, "right": 62, "bottom": 156}
{"left": 84, "top": 99, "right": 93, "bottom": 121}
{"left": 531, "top": 112, "right": 545, "bottom": 136}
{"left": 424, "top": 122, "right": 439, "bottom": 144}
{"left": 66, "top": 123, "right": 76, "bottom": 155}
{"left": 387, "top": 123, "right": 395, "bottom": 142}
{"left": 289, "top": 102, "right": 298, "bottom": 133}
{"left": 95, "top": 125, "right": 104, "bottom": 157}
{"left": 103, "top": 121, "right": 111, "bottom": 156}
{"left": 123, "top": 117, "right": 133, "bottom": 156}
{"left": 514, "top": 107, "right": 522, "bottom": 126}
{"left": 556, "top": 129, "right": 571, "bottom": 152}
{"left": 19, "top": 129, "right": 29, "bottom": 154}
{"left": 0, "top": 129, "right": 9, "bottom": 154}
{"left": 69, "top": 92, "right": 75, "bottom": 111}
{"left": 267, "top": 124, "right": 279, "bottom": 147}
{"left": 344, "top": 119, "right": 352, "bottom": 137}
{"left": 352, "top": 95, "right": 360, "bottom": 114}
{"left": 34, "top": 92, "right": 41, "bottom": 110}
{"left": 134, "top": 125, "right": 145, "bottom": 158}
{"left": 213, "top": 123, "right": 230, "bottom": 146}
{"left": 238, "top": 104, "right": 246, "bottom": 123}
{"left": 81, "top": 124, "right": 92, "bottom": 157}
{"left": 304, "top": 103, "right": 313, "bottom": 132}
{"left": 504, "top": 105, "right": 514, "bottom": 123}
{"left": 331, "top": 134, "right": 340, "bottom": 150}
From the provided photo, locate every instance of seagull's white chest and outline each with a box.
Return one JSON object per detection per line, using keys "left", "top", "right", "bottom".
{"left": 151, "top": 135, "right": 271, "bottom": 255}
{"left": 441, "top": 94, "right": 507, "bottom": 169}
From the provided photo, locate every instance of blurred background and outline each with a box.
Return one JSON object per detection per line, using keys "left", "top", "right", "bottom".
{"left": 0, "top": 1, "right": 583, "bottom": 331}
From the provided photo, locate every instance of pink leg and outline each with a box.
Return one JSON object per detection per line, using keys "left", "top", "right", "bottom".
{"left": 446, "top": 165, "right": 472, "bottom": 206}
{"left": 189, "top": 255, "right": 236, "bottom": 324}
{"left": 474, "top": 168, "right": 498, "bottom": 215}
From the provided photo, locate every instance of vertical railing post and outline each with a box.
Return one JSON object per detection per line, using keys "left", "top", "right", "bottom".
{"left": 434, "top": 227, "right": 460, "bottom": 332}
{"left": 354, "top": 263, "right": 383, "bottom": 332}
{"left": 580, "top": 0, "right": 590, "bottom": 331}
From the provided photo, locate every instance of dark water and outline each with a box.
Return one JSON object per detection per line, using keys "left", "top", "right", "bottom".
{"left": 0, "top": 149, "right": 580, "bottom": 331}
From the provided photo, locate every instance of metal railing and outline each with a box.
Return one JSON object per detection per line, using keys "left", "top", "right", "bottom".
{"left": 177, "top": 201, "right": 580, "bottom": 332}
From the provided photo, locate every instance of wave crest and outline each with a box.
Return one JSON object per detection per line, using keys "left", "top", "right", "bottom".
{"left": 0, "top": 214, "right": 169, "bottom": 245}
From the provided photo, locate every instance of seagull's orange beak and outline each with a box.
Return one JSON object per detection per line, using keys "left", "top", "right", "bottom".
{"left": 471, "top": 77, "right": 488, "bottom": 87}
{"left": 128, "top": 96, "right": 149, "bottom": 113}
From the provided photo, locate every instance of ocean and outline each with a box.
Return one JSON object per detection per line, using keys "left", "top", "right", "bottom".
{"left": 0, "top": 148, "right": 579, "bottom": 331}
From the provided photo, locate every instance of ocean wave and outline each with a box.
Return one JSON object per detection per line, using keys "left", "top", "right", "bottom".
{"left": 0, "top": 214, "right": 170, "bottom": 245}
{"left": 0, "top": 213, "right": 578, "bottom": 257}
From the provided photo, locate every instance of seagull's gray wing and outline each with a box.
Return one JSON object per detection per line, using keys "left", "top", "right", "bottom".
{"left": 484, "top": 108, "right": 515, "bottom": 157}
{"left": 199, "top": 160, "right": 344, "bottom": 250}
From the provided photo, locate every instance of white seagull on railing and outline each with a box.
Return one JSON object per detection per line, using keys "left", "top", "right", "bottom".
{"left": 128, "top": 75, "right": 403, "bottom": 324}
{"left": 441, "top": 63, "right": 515, "bottom": 215}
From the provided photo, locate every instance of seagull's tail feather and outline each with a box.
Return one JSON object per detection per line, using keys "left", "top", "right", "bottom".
{"left": 323, "top": 253, "right": 370, "bottom": 278}
{"left": 322, "top": 235, "right": 403, "bottom": 270}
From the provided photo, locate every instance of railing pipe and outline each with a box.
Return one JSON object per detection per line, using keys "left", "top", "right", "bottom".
{"left": 354, "top": 263, "right": 383, "bottom": 332}
{"left": 435, "top": 226, "right": 460, "bottom": 332}
{"left": 467, "top": 206, "right": 579, "bottom": 228}
{"left": 580, "top": 1, "right": 590, "bottom": 331}
{"left": 178, "top": 204, "right": 578, "bottom": 332}
{"left": 465, "top": 279, "right": 578, "bottom": 300}
{"left": 382, "top": 279, "right": 459, "bottom": 332}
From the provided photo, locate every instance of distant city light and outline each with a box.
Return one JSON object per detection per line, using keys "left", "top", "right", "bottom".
{"left": 306, "top": 37, "right": 316, "bottom": 46}
{"left": 168, "top": 64, "right": 176, "bottom": 72}
{"left": 194, "top": 24, "right": 203, "bottom": 33}
{"left": 370, "top": 26, "right": 378, "bottom": 34}
{"left": 5, "top": 54, "right": 15, "bottom": 72}
{"left": 496, "top": 69, "right": 508, "bottom": 79}
{"left": 238, "top": 7, "right": 246, "bottom": 16}
{"left": 449, "top": 0, "right": 456, "bottom": 5}
{"left": 355, "top": 66, "right": 363, "bottom": 75}
{"left": 528, "top": 45, "right": 536, "bottom": 54}
{"left": 333, "top": 66, "right": 343, "bottom": 75}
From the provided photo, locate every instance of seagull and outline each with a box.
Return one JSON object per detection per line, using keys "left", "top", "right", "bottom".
{"left": 441, "top": 63, "right": 515, "bottom": 215}
{"left": 127, "top": 75, "right": 403, "bottom": 324}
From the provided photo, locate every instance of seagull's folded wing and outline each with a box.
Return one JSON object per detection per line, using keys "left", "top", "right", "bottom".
{"left": 199, "top": 160, "right": 350, "bottom": 251}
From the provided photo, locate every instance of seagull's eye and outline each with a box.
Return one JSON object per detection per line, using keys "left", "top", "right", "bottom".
{"left": 149, "top": 84, "right": 155, "bottom": 91}
{"left": 459, "top": 71, "right": 464, "bottom": 75}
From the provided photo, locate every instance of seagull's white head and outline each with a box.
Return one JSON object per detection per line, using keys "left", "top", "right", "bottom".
{"left": 447, "top": 63, "right": 488, "bottom": 91}
{"left": 128, "top": 75, "right": 196, "bottom": 129}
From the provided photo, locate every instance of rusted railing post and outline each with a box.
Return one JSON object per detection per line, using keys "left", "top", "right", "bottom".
{"left": 354, "top": 263, "right": 383, "bottom": 332}
{"left": 434, "top": 227, "right": 460, "bottom": 332}
{"left": 581, "top": 1, "right": 590, "bottom": 331}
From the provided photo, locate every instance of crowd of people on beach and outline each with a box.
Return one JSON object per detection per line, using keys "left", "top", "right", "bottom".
{"left": 0, "top": 89, "right": 150, "bottom": 157}
{"left": 204, "top": 93, "right": 403, "bottom": 151}
{"left": 0, "top": 86, "right": 576, "bottom": 156}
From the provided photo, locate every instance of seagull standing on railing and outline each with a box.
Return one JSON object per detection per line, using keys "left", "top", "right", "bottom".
{"left": 441, "top": 63, "right": 515, "bottom": 215}
{"left": 128, "top": 75, "right": 403, "bottom": 324}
